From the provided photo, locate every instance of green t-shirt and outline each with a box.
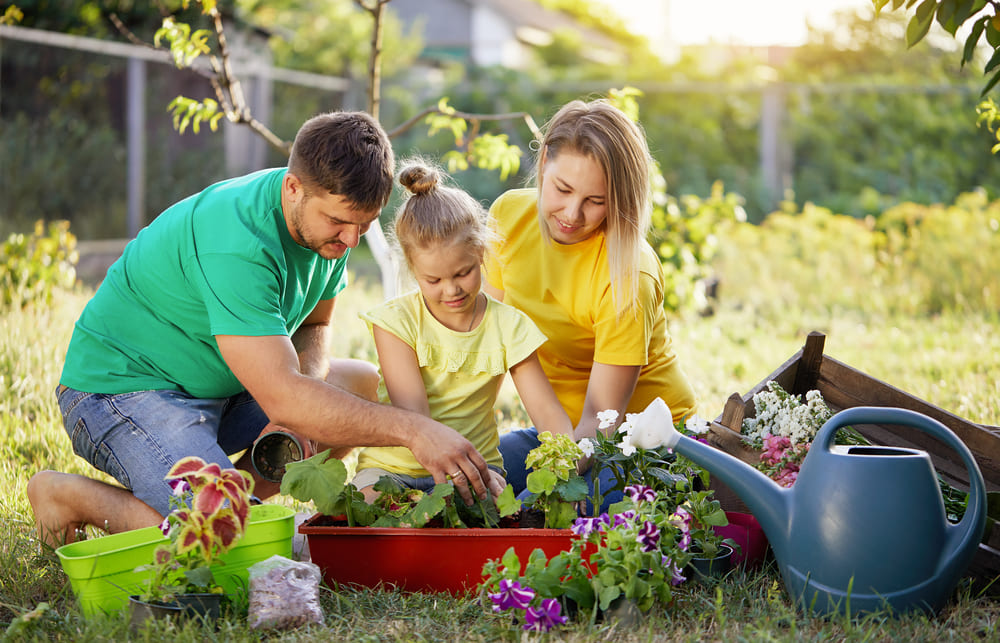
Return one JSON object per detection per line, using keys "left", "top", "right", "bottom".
{"left": 60, "top": 168, "right": 349, "bottom": 398}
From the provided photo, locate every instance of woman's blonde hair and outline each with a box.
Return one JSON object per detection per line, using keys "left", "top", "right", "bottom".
{"left": 392, "top": 160, "right": 496, "bottom": 275}
{"left": 535, "top": 99, "right": 653, "bottom": 317}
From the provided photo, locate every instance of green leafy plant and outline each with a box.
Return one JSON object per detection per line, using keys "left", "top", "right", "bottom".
{"left": 137, "top": 456, "right": 254, "bottom": 602}
{"left": 584, "top": 399, "right": 712, "bottom": 510}
{"left": 481, "top": 484, "right": 694, "bottom": 631}
{"left": 520, "top": 432, "right": 589, "bottom": 528}
{"left": 280, "top": 450, "right": 503, "bottom": 528}
{"left": 0, "top": 220, "right": 78, "bottom": 311}
{"left": 671, "top": 487, "right": 734, "bottom": 560}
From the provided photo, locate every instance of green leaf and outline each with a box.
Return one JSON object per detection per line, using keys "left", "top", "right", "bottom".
{"left": 984, "top": 48, "right": 1000, "bottom": 74}
{"left": 873, "top": 0, "right": 891, "bottom": 13}
{"left": 526, "top": 468, "right": 557, "bottom": 495}
{"left": 500, "top": 547, "right": 522, "bottom": 575}
{"left": 962, "top": 17, "right": 987, "bottom": 66}
{"left": 987, "top": 18, "right": 1000, "bottom": 48}
{"left": 905, "top": 0, "right": 937, "bottom": 48}
{"left": 401, "top": 482, "right": 452, "bottom": 527}
{"left": 496, "top": 484, "right": 523, "bottom": 517}
{"left": 982, "top": 65, "right": 1000, "bottom": 95}
{"left": 280, "top": 450, "right": 348, "bottom": 516}
{"left": 555, "top": 476, "right": 589, "bottom": 502}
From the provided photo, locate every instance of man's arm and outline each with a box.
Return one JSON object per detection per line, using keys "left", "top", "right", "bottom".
{"left": 290, "top": 298, "right": 335, "bottom": 380}
{"left": 215, "top": 330, "right": 492, "bottom": 504}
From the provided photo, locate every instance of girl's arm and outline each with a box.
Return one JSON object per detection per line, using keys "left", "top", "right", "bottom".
{"left": 372, "top": 325, "right": 431, "bottom": 417}
{"left": 574, "top": 362, "right": 641, "bottom": 442}
{"left": 508, "top": 351, "right": 573, "bottom": 436}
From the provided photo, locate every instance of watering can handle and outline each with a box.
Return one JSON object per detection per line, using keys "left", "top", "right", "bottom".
{"left": 815, "top": 406, "right": 987, "bottom": 566}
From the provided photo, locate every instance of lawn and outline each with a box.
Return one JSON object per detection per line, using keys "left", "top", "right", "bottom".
{"left": 1, "top": 215, "right": 999, "bottom": 640}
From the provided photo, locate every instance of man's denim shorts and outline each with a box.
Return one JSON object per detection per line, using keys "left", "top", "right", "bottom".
{"left": 55, "top": 385, "right": 269, "bottom": 516}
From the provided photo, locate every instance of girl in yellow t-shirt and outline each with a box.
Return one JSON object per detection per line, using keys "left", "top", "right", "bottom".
{"left": 484, "top": 99, "right": 698, "bottom": 509}
{"left": 354, "top": 162, "right": 574, "bottom": 502}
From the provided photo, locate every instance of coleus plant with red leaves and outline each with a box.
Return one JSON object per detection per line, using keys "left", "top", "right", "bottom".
{"left": 137, "top": 456, "right": 254, "bottom": 602}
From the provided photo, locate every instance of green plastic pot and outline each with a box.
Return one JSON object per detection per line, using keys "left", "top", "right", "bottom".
{"left": 57, "top": 504, "right": 294, "bottom": 616}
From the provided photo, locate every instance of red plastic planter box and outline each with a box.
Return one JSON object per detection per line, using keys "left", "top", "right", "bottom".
{"left": 299, "top": 514, "right": 576, "bottom": 594}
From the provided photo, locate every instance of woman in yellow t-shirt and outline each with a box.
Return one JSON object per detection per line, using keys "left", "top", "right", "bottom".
{"left": 484, "top": 99, "right": 698, "bottom": 509}
{"left": 354, "top": 161, "right": 574, "bottom": 503}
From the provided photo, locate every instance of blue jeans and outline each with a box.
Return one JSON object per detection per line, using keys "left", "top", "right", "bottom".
{"left": 56, "top": 385, "right": 269, "bottom": 516}
{"left": 499, "top": 427, "right": 624, "bottom": 516}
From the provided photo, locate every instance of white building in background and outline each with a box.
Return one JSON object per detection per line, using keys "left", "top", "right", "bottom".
{"left": 387, "top": 0, "right": 623, "bottom": 69}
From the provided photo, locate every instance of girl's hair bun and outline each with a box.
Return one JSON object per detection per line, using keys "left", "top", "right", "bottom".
{"left": 399, "top": 163, "right": 440, "bottom": 196}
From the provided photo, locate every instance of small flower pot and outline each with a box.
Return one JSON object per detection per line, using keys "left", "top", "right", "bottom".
{"left": 686, "top": 544, "right": 734, "bottom": 581}
{"left": 127, "top": 592, "right": 221, "bottom": 631}
{"left": 251, "top": 430, "right": 306, "bottom": 482}
{"left": 601, "top": 596, "right": 645, "bottom": 627}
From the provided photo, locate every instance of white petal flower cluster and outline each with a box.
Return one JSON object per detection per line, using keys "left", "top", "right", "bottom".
{"left": 613, "top": 397, "right": 677, "bottom": 454}
{"left": 741, "top": 381, "right": 832, "bottom": 447}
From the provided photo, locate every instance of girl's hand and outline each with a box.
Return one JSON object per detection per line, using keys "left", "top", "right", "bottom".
{"left": 487, "top": 469, "right": 507, "bottom": 502}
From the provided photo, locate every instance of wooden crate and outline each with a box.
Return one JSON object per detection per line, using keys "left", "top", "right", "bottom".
{"left": 707, "top": 330, "right": 1000, "bottom": 587}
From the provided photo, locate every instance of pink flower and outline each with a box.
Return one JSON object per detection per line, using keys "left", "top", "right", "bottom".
{"left": 523, "top": 598, "right": 567, "bottom": 632}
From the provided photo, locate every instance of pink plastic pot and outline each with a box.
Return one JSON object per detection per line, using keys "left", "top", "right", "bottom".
{"left": 712, "top": 511, "right": 769, "bottom": 568}
{"left": 299, "top": 514, "right": 576, "bottom": 594}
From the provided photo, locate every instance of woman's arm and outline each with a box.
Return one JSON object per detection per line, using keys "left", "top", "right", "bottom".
{"left": 508, "top": 352, "right": 573, "bottom": 436}
{"left": 575, "top": 362, "right": 641, "bottom": 442}
{"left": 371, "top": 325, "right": 431, "bottom": 417}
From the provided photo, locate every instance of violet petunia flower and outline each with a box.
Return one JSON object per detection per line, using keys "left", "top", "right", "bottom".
{"left": 624, "top": 484, "right": 656, "bottom": 503}
{"left": 523, "top": 598, "right": 567, "bottom": 632}
{"left": 158, "top": 516, "right": 171, "bottom": 536}
{"left": 571, "top": 516, "right": 599, "bottom": 538}
{"left": 637, "top": 520, "right": 661, "bottom": 552}
{"left": 169, "top": 479, "right": 190, "bottom": 496}
{"left": 612, "top": 510, "right": 636, "bottom": 529}
{"left": 663, "top": 557, "right": 686, "bottom": 585}
{"left": 489, "top": 579, "right": 535, "bottom": 612}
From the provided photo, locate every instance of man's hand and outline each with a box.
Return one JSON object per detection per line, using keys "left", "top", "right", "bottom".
{"left": 408, "top": 419, "right": 491, "bottom": 505}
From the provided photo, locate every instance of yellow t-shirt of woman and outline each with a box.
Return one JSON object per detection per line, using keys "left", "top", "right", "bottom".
{"left": 485, "top": 188, "right": 697, "bottom": 426}
{"left": 356, "top": 289, "right": 548, "bottom": 476}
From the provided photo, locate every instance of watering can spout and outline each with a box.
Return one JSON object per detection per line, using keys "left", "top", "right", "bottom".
{"left": 672, "top": 433, "right": 792, "bottom": 552}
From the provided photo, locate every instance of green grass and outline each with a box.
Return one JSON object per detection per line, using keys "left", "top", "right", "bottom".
{"left": 2, "top": 222, "right": 999, "bottom": 640}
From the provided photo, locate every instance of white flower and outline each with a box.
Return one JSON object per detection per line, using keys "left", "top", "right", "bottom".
{"left": 578, "top": 438, "right": 595, "bottom": 457}
{"left": 617, "top": 420, "right": 633, "bottom": 437}
{"left": 596, "top": 409, "right": 619, "bottom": 430}
{"left": 685, "top": 414, "right": 710, "bottom": 435}
{"left": 623, "top": 397, "right": 677, "bottom": 449}
{"left": 618, "top": 439, "right": 637, "bottom": 457}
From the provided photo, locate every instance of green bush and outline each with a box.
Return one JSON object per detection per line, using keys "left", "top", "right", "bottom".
{"left": 711, "top": 190, "right": 1000, "bottom": 319}
{"left": 0, "top": 220, "right": 79, "bottom": 311}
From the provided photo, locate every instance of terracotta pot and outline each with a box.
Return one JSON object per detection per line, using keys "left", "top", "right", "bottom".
{"left": 299, "top": 513, "right": 575, "bottom": 594}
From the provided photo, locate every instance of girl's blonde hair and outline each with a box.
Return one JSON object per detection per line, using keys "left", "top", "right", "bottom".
{"left": 392, "top": 160, "right": 496, "bottom": 274}
{"left": 535, "top": 99, "right": 653, "bottom": 317}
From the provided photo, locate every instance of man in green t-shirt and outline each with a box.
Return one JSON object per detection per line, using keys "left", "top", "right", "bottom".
{"left": 27, "top": 111, "right": 493, "bottom": 547}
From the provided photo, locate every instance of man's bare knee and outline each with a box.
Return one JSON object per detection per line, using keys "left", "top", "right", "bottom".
{"left": 326, "top": 358, "right": 379, "bottom": 401}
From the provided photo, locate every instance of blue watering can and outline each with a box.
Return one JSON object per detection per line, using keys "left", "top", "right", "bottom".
{"left": 668, "top": 405, "right": 987, "bottom": 616}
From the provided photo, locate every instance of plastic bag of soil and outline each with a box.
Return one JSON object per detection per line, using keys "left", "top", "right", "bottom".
{"left": 247, "top": 554, "right": 324, "bottom": 630}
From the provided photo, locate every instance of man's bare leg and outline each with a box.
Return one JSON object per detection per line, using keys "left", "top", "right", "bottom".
{"left": 26, "top": 470, "right": 163, "bottom": 548}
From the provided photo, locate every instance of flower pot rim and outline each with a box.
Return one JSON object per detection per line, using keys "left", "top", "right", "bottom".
{"left": 298, "top": 513, "right": 574, "bottom": 536}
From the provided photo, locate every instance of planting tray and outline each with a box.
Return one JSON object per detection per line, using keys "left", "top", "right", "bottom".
{"left": 57, "top": 503, "right": 295, "bottom": 616}
{"left": 707, "top": 330, "right": 1000, "bottom": 589}
{"left": 299, "top": 514, "right": 576, "bottom": 594}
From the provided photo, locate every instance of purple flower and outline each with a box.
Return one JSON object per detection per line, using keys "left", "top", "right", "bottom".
{"left": 612, "top": 510, "right": 636, "bottom": 529}
{"left": 663, "top": 557, "right": 686, "bottom": 585}
{"left": 523, "top": 598, "right": 567, "bottom": 632}
{"left": 169, "top": 479, "right": 190, "bottom": 496}
{"left": 637, "top": 520, "right": 661, "bottom": 552}
{"left": 489, "top": 579, "right": 535, "bottom": 613}
{"left": 624, "top": 484, "right": 656, "bottom": 503}
{"left": 158, "top": 516, "right": 171, "bottom": 536}
{"left": 571, "top": 517, "right": 600, "bottom": 538}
